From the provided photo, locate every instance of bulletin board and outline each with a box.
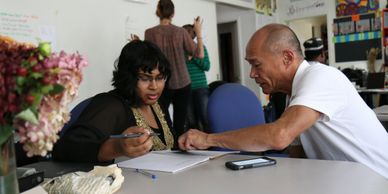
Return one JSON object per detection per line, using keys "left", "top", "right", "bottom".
{"left": 333, "top": 12, "right": 382, "bottom": 62}
{"left": 336, "top": 0, "right": 379, "bottom": 17}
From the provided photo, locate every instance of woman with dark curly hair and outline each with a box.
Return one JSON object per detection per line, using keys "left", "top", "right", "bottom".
{"left": 52, "top": 40, "right": 176, "bottom": 163}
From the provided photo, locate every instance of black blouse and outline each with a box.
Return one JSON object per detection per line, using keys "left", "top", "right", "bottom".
{"left": 52, "top": 90, "right": 176, "bottom": 163}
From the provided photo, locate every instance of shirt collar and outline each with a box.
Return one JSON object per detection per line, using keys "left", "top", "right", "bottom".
{"left": 286, "top": 60, "right": 310, "bottom": 105}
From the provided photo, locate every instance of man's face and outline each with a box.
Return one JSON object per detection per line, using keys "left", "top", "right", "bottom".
{"left": 245, "top": 40, "right": 282, "bottom": 94}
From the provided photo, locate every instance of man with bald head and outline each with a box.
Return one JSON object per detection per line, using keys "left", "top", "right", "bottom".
{"left": 178, "top": 23, "right": 388, "bottom": 178}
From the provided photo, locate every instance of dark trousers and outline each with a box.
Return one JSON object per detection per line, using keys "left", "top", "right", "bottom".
{"left": 187, "top": 88, "right": 210, "bottom": 132}
{"left": 159, "top": 84, "right": 191, "bottom": 138}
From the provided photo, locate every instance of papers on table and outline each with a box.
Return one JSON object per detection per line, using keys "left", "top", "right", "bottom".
{"left": 117, "top": 150, "right": 238, "bottom": 173}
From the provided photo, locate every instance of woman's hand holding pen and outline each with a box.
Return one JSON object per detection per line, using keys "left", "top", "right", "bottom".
{"left": 98, "top": 126, "right": 153, "bottom": 161}
{"left": 118, "top": 126, "right": 153, "bottom": 158}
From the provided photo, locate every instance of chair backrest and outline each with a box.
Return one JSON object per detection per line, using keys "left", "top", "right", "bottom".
{"left": 207, "top": 83, "right": 265, "bottom": 134}
{"left": 59, "top": 98, "right": 92, "bottom": 136}
{"left": 207, "top": 83, "right": 289, "bottom": 156}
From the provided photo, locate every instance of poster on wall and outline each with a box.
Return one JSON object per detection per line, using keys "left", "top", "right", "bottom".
{"left": 256, "top": 0, "right": 276, "bottom": 16}
{"left": 284, "top": 0, "right": 326, "bottom": 19}
{"left": 336, "top": 0, "right": 379, "bottom": 17}
{"left": 0, "top": 10, "right": 57, "bottom": 50}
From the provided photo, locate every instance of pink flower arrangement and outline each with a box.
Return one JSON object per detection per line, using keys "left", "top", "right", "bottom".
{"left": 0, "top": 36, "right": 87, "bottom": 157}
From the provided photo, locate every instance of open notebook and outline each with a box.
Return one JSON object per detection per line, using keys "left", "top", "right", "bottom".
{"left": 116, "top": 150, "right": 238, "bottom": 173}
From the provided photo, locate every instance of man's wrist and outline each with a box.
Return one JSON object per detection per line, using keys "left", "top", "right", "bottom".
{"left": 205, "top": 133, "right": 213, "bottom": 148}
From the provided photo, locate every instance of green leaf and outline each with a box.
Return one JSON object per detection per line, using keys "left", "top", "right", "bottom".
{"left": 15, "top": 87, "right": 22, "bottom": 95}
{"left": 28, "top": 106, "right": 38, "bottom": 116}
{"left": 30, "top": 72, "right": 43, "bottom": 79}
{"left": 16, "top": 76, "right": 26, "bottom": 86}
{"left": 32, "top": 93, "right": 43, "bottom": 108}
{"left": 21, "top": 60, "right": 29, "bottom": 66}
{"left": 0, "top": 125, "right": 13, "bottom": 146}
{"left": 41, "top": 85, "right": 53, "bottom": 94}
{"left": 15, "top": 108, "right": 39, "bottom": 125}
{"left": 50, "top": 84, "right": 65, "bottom": 94}
{"left": 38, "top": 42, "right": 52, "bottom": 57}
{"left": 52, "top": 68, "right": 61, "bottom": 74}
{"left": 30, "top": 59, "right": 37, "bottom": 66}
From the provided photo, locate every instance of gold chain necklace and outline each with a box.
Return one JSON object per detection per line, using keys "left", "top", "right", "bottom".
{"left": 131, "top": 102, "right": 174, "bottom": 150}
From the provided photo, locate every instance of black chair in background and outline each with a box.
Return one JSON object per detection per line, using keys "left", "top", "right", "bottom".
{"left": 59, "top": 98, "right": 91, "bottom": 137}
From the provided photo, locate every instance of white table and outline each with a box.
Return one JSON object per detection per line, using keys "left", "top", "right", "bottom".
{"left": 116, "top": 154, "right": 388, "bottom": 194}
{"left": 357, "top": 88, "right": 388, "bottom": 108}
{"left": 357, "top": 88, "right": 388, "bottom": 93}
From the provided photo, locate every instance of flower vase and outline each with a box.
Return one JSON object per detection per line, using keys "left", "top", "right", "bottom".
{"left": 0, "top": 133, "right": 19, "bottom": 194}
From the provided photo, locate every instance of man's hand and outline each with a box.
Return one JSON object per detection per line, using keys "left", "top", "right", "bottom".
{"left": 178, "top": 129, "right": 210, "bottom": 150}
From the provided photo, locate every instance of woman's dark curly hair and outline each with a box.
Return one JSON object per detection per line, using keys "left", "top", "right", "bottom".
{"left": 112, "top": 40, "right": 171, "bottom": 107}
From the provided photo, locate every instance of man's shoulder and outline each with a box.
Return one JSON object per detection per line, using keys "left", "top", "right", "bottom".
{"left": 305, "top": 62, "right": 340, "bottom": 75}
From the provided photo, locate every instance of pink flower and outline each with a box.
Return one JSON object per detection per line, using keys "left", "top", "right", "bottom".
{"left": 0, "top": 36, "right": 87, "bottom": 157}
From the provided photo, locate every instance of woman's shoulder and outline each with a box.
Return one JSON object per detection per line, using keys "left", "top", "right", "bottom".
{"left": 145, "top": 26, "right": 157, "bottom": 33}
{"left": 91, "top": 91, "right": 127, "bottom": 107}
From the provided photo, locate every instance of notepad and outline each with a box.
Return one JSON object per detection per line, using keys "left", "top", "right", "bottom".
{"left": 116, "top": 150, "right": 237, "bottom": 173}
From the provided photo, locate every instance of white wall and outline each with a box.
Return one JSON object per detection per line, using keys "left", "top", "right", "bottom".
{"left": 216, "top": 3, "right": 262, "bottom": 97}
{"left": 1, "top": 0, "right": 220, "bottom": 107}
{"left": 216, "top": 0, "right": 255, "bottom": 9}
{"left": 288, "top": 16, "right": 326, "bottom": 53}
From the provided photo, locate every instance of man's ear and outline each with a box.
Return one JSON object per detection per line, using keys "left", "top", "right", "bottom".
{"left": 282, "top": 50, "right": 294, "bottom": 67}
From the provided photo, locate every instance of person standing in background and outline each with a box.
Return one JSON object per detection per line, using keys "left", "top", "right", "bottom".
{"left": 144, "top": 0, "right": 204, "bottom": 138}
{"left": 182, "top": 24, "right": 210, "bottom": 132}
{"left": 303, "top": 37, "right": 327, "bottom": 65}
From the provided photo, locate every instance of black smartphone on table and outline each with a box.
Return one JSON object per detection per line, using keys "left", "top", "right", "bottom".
{"left": 225, "top": 156, "right": 276, "bottom": 170}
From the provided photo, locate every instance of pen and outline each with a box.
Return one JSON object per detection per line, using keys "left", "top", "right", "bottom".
{"left": 135, "top": 169, "right": 157, "bottom": 180}
{"left": 110, "top": 132, "right": 160, "bottom": 139}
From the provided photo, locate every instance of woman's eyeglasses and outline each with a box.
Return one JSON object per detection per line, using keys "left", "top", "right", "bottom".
{"left": 137, "top": 75, "right": 167, "bottom": 85}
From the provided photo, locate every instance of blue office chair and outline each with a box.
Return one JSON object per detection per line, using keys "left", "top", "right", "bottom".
{"left": 59, "top": 98, "right": 92, "bottom": 136}
{"left": 207, "top": 83, "right": 289, "bottom": 157}
{"left": 208, "top": 83, "right": 265, "bottom": 132}
{"left": 207, "top": 83, "right": 265, "bottom": 151}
